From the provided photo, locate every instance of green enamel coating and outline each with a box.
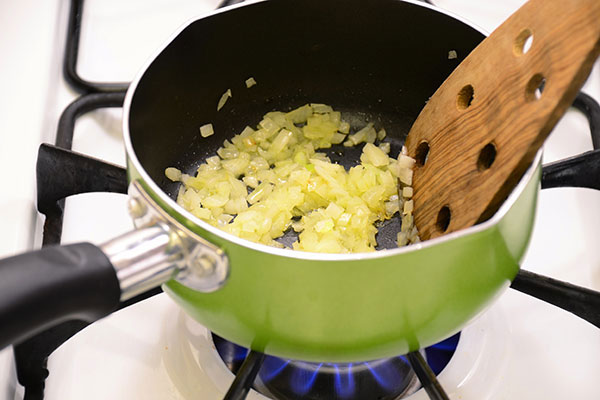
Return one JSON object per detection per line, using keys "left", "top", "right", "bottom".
{"left": 127, "top": 157, "right": 540, "bottom": 362}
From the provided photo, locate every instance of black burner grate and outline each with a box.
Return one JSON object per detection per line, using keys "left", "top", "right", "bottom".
{"left": 13, "top": 0, "right": 600, "bottom": 399}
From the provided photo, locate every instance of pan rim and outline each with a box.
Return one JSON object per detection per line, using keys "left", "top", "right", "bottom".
{"left": 122, "top": 0, "right": 539, "bottom": 262}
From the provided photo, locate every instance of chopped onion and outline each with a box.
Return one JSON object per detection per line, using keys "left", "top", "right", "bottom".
{"left": 339, "top": 121, "right": 350, "bottom": 134}
{"left": 245, "top": 77, "right": 257, "bottom": 88}
{"left": 199, "top": 123, "right": 214, "bottom": 138}
{"left": 379, "top": 142, "right": 391, "bottom": 154}
{"left": 403, "top": 199, "right": 414, "bottom": 215}
{"left": 398, "top": 154, "right": 416, "bottom": 169}
{"left": 360, "top": 143, "right": 389, "bottom": 167}
{"left": 165, "top": 167, "right": 182, "bottom": 182}
{"left": 217, "top": 89, "right": 232, "bottom": 111}
{"left": 325, "top": 202, "right": 344, "bottom": 219}
{"left": 310, "top": 103, "right": 334, "bottom": 114}
{"left": 167, "top": 104, "right": 418, "bottom": 253}
{"left": 398, "top": 167, "right": 413, "bottom": 186}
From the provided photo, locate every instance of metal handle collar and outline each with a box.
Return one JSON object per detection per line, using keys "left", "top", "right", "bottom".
{"left": 100, "top": 181, "right": 229, "bottom": 301}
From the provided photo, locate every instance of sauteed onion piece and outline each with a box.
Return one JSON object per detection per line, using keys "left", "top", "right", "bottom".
{"left": 166, "top": 104, "right": 419, "bottom": 253}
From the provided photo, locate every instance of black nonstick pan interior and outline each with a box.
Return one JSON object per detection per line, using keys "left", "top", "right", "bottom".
{"left": 127, "top": 0, "right": 485, "bottom": 248}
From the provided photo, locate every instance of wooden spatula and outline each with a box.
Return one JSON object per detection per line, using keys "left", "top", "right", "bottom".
{"left": 405, "top": 0, "right": 600, "bottom": 240}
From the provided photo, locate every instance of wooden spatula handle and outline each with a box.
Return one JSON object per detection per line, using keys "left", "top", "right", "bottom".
{"left": 406, "top": 0, "right": 600, "bottom": 240}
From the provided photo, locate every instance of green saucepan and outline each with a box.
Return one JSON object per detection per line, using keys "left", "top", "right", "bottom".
{"left": 124, "top": 0, "right": 539, "bottom": 362}
{"left": 0, "top": 0, "right": 541, "bottom": 362}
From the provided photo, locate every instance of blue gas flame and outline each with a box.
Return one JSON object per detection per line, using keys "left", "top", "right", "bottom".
{"left": 333, "top": 363, "right": 355, "bottom": 398}
{"left": 260, "top": 357, "right": 290, "bottom": 381}
{"left": 215, "top": 332, "right": 461, "bottom": 398}
{"left": 365, "top": 357, "right": 409, "bottom": 391}
{"left": 290, "top": 362, "right": 322, "bottom": 395}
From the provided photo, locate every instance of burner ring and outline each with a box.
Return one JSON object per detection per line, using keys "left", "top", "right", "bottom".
{"left": 212, "top": 334, "right": 460, "bottom": 400}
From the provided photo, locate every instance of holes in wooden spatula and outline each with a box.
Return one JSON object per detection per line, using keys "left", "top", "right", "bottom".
{"left": 514, "top": 29, "right": 533, "bottom": 56}
{"left": 477, "top": 142, "right": 497, "bottom": 171}
{"left": 415, "top": 141, "right": 430, "bottom": 166}
{"left": 457, "top": 85, "right": 474, "bottom": 110}
{"left": 436, "top": 205, "right": 451, "bottom": 233}
{"left": 526, "top": 74, "right": 546, "bottom": 101}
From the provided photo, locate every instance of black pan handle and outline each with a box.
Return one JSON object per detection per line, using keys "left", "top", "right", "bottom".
{"left": 0, "top": 221, "right": 215, "bottom": 350}
{"left": 0, "top": 243, "right": 121, "bottom": 350}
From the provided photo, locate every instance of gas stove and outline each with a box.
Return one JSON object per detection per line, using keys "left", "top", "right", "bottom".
{"left": 2, "top": 0, "right": 600, "bottom": 399}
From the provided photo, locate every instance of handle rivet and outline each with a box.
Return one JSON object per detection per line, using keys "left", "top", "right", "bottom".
{"left": 127, "top": 197, "right": 147, "bottom": 219}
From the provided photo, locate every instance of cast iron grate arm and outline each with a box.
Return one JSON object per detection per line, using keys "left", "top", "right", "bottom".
{"left": 407, "top": 351, "right": 450, "bottom": 400}
{"left": 511, "top": 269, "right": 600, "bottom": 328}
{"left": 517, "top": 88, "right": 600, "bottom": 329}
{"left": 64, "top": 0, "right": 129, "bottom": 93}
{"left": 223, "top": 350, "right": 266, "bottom": 400}
{"left": 39, "top": 92, "right": 127, "bottom": 246}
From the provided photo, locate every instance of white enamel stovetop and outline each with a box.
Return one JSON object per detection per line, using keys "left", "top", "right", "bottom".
{"left": 1, "top": 1, "right": 600, "bottom": 399}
